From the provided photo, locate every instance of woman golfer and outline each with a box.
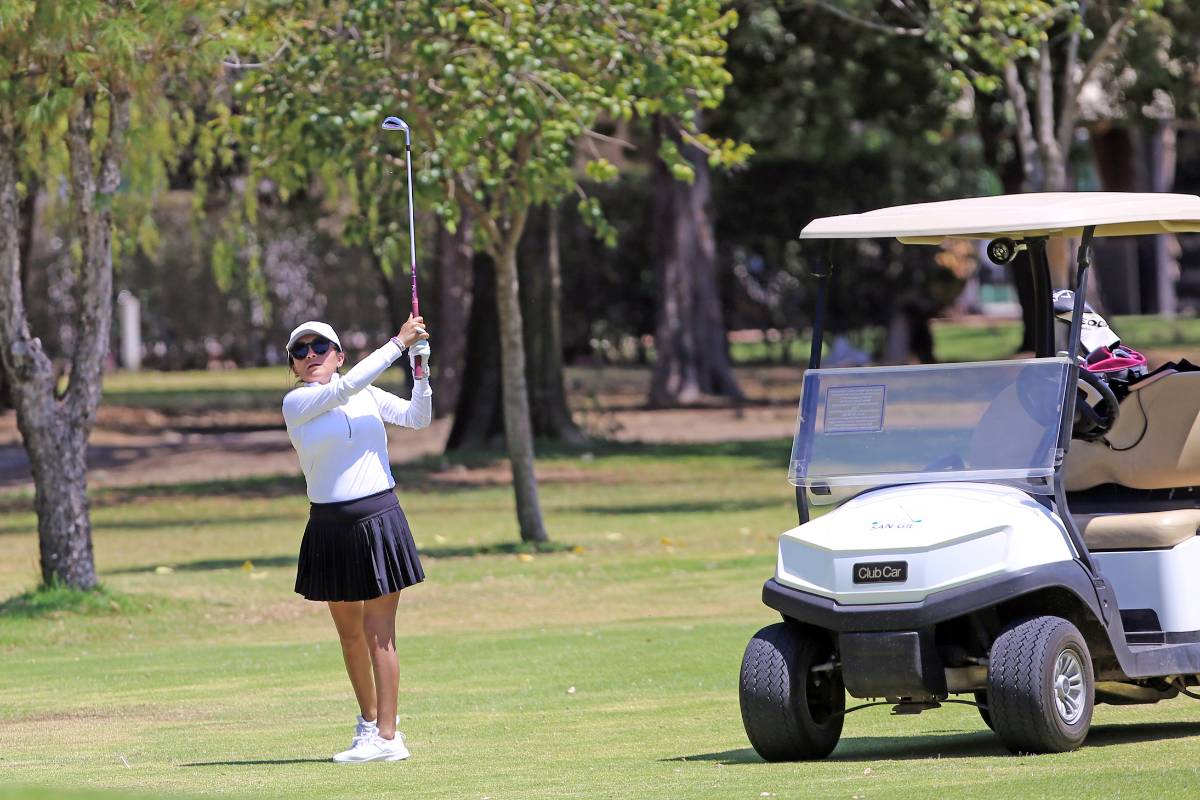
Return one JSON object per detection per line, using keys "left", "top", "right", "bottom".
{"left": 282, "top": 316, "right": 431, "bottom": 763}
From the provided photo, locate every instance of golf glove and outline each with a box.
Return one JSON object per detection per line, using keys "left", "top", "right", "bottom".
{"left": 409, "top": 339, "right": 430, "bottom": 376}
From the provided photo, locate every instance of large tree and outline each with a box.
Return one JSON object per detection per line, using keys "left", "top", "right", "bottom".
{"left": 816, "top": 0, "right": 1168, "bottom": 342}
{"left": 814, "top": 1, "right": 1162, "bottom": 198}
{"left": 233, "top": 0, "right": 744, "bottom": 543}
{"left": 0, "top": 2, "right": 225, "bottom": 588}
{"left": 649, "top": 114, "right": 743, "bottom": 406}
{"left": 711, "top": 2, "right": 982, "bottom": 363}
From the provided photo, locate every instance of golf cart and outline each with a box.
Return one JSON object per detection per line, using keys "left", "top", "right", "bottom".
{"left": 739, "top": 193, "right": 1200, "bottom": 759}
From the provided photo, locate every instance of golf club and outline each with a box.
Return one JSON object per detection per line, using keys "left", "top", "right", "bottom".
{"left": 381, "top": 115, "right": 425, "bottom": 379}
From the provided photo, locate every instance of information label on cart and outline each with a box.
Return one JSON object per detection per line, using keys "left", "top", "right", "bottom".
{"left": 852, "top": 560, "right": 908, "bottom": 584}
{"left": 823, "top": 384, "right": 886, "bottom": 433}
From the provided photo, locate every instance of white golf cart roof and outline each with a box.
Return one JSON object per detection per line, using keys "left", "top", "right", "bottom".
{"left": 800, "top": 192, "right": 1200, "bottom": 244}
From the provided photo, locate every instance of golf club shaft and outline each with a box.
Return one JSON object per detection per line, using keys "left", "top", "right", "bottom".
{"left": 402, "top": 134, "right": 422, "bottom": 379}
{"left": 382, "top": 115, "right": 424, "bottom": 380}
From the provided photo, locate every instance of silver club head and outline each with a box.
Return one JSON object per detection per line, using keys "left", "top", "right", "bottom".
{"left": 382, "top": 115, "right": 411, "bottom": 145}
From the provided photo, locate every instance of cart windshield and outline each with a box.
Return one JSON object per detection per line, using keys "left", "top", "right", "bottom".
{"left": 790, "top": 358, "right": 1071, "bottom": 496}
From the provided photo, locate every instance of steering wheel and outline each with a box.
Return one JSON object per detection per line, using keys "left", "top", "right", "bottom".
{"left": 1073, "top": 369, "right": 1120, "bottom": 441}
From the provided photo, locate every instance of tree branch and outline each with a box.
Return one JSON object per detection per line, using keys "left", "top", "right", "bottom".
{"left": 97, "top": 89, "right": 130, "bottom": 194}
{"left": 582, "top": 127, "right": 636, "bottom": 151}
{"left": 809, "top": 1, "right": 926, "bottom": 37}
{"left": 0, "top": 121, "right": 53, "bottom": 389}
{"left": 1058, "top": 2, "right": 1137, "bottom": 153}
{"left": 887, "top": 0, "right": 924, "bottom": 24}
{"left": 457, "top": 180, "right": 502, "bottom": 247}
{"left": 1062, "top": 16, "right": 1082, "bottom": 116}
{"left": 1035, "top": 42, "right": 1063, "bottom": 189}
{"left": 1004, "top": 61, "right": 1043, "bottom": 190}
{"left": 64, "top": 89, "right": 122, "bottom": 423}
{"left": 223, "top": 42, "right": 290, "bottom": 70}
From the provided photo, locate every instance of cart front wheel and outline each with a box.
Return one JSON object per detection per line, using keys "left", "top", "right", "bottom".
{"left": 986, "top": 616, "right": 1094, "bottom": 753}
{"left": 739, "top": 622, "right": 844, "bottom": 761}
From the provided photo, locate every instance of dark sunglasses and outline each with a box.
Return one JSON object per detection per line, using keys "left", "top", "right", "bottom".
{"left": 289, "top": 338, "right": 339, "bottom": 360}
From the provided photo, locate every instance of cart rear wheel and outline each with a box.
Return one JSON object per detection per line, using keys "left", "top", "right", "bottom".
{"left": 987, "top": 616, "right": 1094, "bottom": 753}
{"left": 739, "top": 622, "right": 844, "bottom": 761}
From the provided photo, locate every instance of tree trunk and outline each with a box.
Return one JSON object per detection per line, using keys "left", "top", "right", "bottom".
{"left": 432, "top": 207, "right": 475, "bottom": 417}
{"left": 1150, "top": 122, "right": 1179, "bottom": 317}
{"left": 22, "top": 406, "right": 96, "bottom": 588}
{"left": 446, "top": 252, "right": 503, "bottom": 449}
{"left": 0, "top": 175, "right": 38, "bottom": 411}
{"left": 371, "top": 249, "right": 410, "bottom": 338}
{"left": 1089, "top": 124, "right": 1144, "bottom": 314}
{"left": 493, "top": 233, "right": 549, "bottom": 543}
{"left": 521, "top": 204, "right": 582, "bottom": 441}
{"left": 448, "top": 208, "right": 581, "bottom": 449}
{"left": 976, "top": 94, "right": 1042, "bottom": 352}
{"left": 0, "top": 91, "right": 127, "bottom": 589}
{"left": 649, "top": 117, "right": 741, "bottom": 407}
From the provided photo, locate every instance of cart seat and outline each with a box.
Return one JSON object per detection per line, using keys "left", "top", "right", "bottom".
{"left": 1072, "top": 509, "right": 1200, "bottom": 551}
{"left": 1064, "top": 370, "right": 1200, "bottom": 492}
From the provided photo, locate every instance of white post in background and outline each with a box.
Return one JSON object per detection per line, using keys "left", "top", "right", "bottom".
{"left": 117, "top": 290, "right": 142, "bottom": 371}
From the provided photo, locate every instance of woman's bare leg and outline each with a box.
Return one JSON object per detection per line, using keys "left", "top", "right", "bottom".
{"left": 362, "top": 591, "right": 401, "bottom": 739}
{"left": 327, "top": 600, "right": 377, "bottom": 722}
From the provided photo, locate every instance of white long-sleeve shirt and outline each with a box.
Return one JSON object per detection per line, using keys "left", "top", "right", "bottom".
{"left": 283, "top": 341, "right": 432, "bottom": 503}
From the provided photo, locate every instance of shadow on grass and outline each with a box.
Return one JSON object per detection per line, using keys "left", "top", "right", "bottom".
{"left": 580, "top": 497, "right": 783, "bottom": 516}
{"left": 418, "top": 541, "right": 576, "bottom": 559}
{"left": 105, "top": 554, "right": 299, "bottom": 575}
{"left": 95, "top": 474, "right": 308, "bottom": 505}
{"left": 91, "top": 513, "right": 294, "bottom": 532}
{"left": 0, "top": 512, "right": 297, "bottom": 537}
{"left": 665, "top": 748, "right": 762, "bottom": 765}
{"left": 0, "top": 511, "right": 297, "bottom": 538}
{"left": 832, "top": 731, "right": 1004, "bottom": 760}
{"left": 670, "top": 720, "right": 1200, "bottom": 765}
{"left": 105, "top": 542, "right": 576, "bottom": 573}
{"left": 1086, "top": 720, "right": 1200, "bottom": 747}
{"left": 0, "top": 435, "right": 791, "bottom": 512}
{"left": 537, "top": 437, "right": 790, "bottom": 466}
{"left": 668, "top": 732, "right": 1003, "bottom": 765}
{"left": 178, "top": 759, "right": 331, "bottom": 766}
{"left": 24, "top": 469, "right": 491, "bottom": 510}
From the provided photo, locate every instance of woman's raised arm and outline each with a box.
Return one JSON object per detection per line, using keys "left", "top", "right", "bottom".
{"left": 283, "top": 341, "right": 405, "bottom": 428}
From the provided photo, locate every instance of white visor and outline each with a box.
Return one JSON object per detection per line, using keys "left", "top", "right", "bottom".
{"left": 286, "top": 320, "right": 342, "bottom": 352}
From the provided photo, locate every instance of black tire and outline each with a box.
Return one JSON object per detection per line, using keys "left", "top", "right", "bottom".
{"left": 974, "top": 690, "right": 993, "bottom": 730}
{"left": 987, "top": 616, "right": 1094, "bottom": 754}
{"left": 739, "top": 622, "right": 844, "bottom": 761}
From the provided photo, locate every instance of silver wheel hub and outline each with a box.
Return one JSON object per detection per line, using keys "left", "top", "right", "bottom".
{"left": 1053, "top": 649, "right": 1086, "bottom": 725}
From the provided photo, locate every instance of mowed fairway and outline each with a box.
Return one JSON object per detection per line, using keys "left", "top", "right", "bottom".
{"left": 3, "top": 441, "right": 1200, "bottom": 799}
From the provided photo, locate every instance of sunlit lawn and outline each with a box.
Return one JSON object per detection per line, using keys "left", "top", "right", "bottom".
{"left": 5, "top": 314, "right": 1200, "bottom": 798}
{"left": 3, "top": 438, "right": 1200, "bottom": 799}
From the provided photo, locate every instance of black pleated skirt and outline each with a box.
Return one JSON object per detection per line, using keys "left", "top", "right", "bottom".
{"left": 295, "top": 489, "right": 425, "bottom": 602}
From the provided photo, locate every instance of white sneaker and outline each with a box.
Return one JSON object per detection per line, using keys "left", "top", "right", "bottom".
{"left": 332, "top": 731, "right": 410, "bottom": 763}
{"left": 351, "top": 715, "right": 378, "bottom": 746}
{"left": 348, "top": 714, "right": 399, "bottom": 743}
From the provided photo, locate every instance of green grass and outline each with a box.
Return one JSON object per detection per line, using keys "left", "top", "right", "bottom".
{"left": 0, "top": 581, "right": 136, "bottom": 619}
{"left": 99, "top": 367, "right": 411, "bottom": 414}
{"left": 725, "top": 314, "right": 1200, "bottom": 367}
{"left": 3, "top": 441, "right": 1200, "bottom": 798}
